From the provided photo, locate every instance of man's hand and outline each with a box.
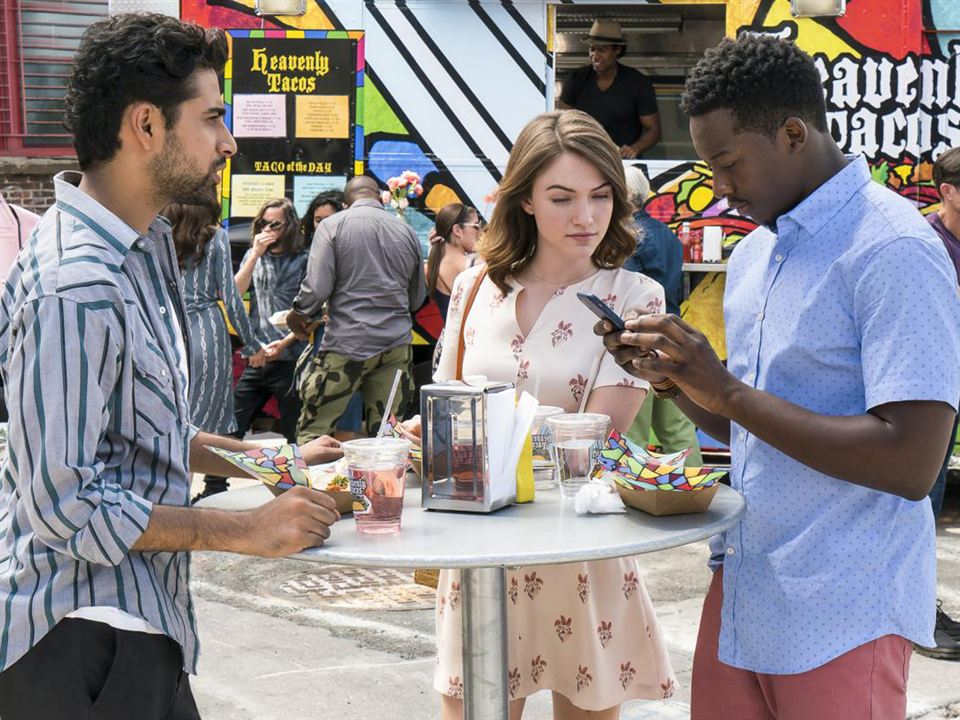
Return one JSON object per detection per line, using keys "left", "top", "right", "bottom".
{"left": 596, "top": 311, "right": 743, "bottom": 415}
{"left": 239, "top": 486, "right": 340, "bottom": 557}
{"left": 251, "top": 228, "right": 279, "bottom": 258}
{"left": 286, "top": 308, "right": 312, "bottom": 341}
{"left": 247, "top": 348, "right": 267, "bottom": 368}
{"left": 263, "top": 339, "right": 286, "bottom": 361}
{"left": 619, "top": 144, "right": 639, "bottom": 159}
{"left": 133, "top": 484, "right": 340, "bottom": 556}
{"left": 594, "top": 307, "right": 669, "bottom": 384}
{"left": 300, "top": 435, "right": 343, "bottom": 465}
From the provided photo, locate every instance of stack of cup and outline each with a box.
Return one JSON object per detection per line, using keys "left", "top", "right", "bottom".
{"left": 530, "top": 405, "right": 564, "bottom": 490}
{"left": 545, "top": 413, "right": 611, "bottom": 500}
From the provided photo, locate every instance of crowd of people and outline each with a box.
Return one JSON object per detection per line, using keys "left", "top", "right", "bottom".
{"left": 0, "top": 11, "right": 957, "bottom": 720}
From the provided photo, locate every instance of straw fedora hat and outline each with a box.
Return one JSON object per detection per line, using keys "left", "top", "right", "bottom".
{"left": 583, "top": 19, "right": 627, "bottom": 46}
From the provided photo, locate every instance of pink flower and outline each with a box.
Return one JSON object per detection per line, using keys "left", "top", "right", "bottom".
{"left": 402, "top": 170, "right": 420, "bottom": 183}
{"left": 387, "top": 177, "right": 399, "bottom": 191}
{"left": 396, "top": 176, "right": 409, "bottom": 188}
{"left": 553, "top": 614, "right": 573, "bottom": 642}
{"left": 508, "top": 668, "right": 521, "bottom": 698}
{"left": 380, "top": 190, "right": 391, "bottom": 205}
{"left": 597, "top": 620, "right": 613, "bottom": 647}
{"left": 413, "top": 184, "right": 424, "bottom": 197}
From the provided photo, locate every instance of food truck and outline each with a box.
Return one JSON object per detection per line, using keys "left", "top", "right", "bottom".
{"left": 177, "top": 0, "right": 960, "bottom": 457}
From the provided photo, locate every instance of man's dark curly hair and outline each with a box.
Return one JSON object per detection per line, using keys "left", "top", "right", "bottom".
{"left": 64, "top": 13, "right": 227, "bottom": 170}
{"left": 680, "top": 34, "right": 827, "bottom": 138}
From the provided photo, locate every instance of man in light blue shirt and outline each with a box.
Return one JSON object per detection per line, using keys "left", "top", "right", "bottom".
{"left": 600, "top": 35, "right": 960, "bottom": 718}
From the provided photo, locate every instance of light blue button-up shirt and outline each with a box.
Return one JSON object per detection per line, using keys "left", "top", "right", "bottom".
{"left": 715, "top": 156, "right": 960, "bottom": 674}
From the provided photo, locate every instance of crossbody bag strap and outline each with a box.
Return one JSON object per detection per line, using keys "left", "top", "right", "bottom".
{"left": 455, "top": 267, "right": 488, "bottom": 381}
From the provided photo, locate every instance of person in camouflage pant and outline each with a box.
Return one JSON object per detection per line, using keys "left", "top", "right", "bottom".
{"left": 297, "top": 344, "right": 415, "bottom": 441}
{"left": 288, "top": 176, "right": 427, "bottom": 442}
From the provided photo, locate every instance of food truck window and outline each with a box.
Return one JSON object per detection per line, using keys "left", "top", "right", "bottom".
{"left": 552, "top": 4, "right": 726, "bottom": 160}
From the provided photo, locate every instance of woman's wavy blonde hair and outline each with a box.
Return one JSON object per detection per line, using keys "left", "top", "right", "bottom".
{"left": 479, "top": 110, "right": 636, "bottom": 295}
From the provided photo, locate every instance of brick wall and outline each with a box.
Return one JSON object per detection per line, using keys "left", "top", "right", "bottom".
{"left": 0, "top": 157, "right": 79, "bottom": 215}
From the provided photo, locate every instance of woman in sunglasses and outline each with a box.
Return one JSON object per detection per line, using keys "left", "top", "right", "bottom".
{"left": 425, "top": 203, "right": 482, "bottom": 372}
{"left": 231, "top": 198, "right": 309, "bottom": 443}
{"left": 426, "top": 202, "right": 482, "bottom": 322}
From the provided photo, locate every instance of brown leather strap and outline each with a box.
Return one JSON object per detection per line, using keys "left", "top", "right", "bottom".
{"left": 456, "top": 267, "right": 488, "bottom": 380}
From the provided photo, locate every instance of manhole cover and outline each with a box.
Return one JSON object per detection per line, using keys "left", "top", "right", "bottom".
{"left": 272, "top": 565, "right": 437, "bottom": 610}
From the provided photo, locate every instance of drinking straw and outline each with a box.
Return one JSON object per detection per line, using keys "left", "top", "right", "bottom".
{"left": 578, "top": 352, "right": 603, "bottom": 414}
{"left": 375, "top": 369, "right": 403, "bottom": 438}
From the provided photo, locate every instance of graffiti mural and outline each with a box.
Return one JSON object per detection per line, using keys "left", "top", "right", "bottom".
{"left": 635, "top": 0, "right": 960, "bottom": 355}
{"left": 180, "top": 0, "right": 958, "bottom": 354}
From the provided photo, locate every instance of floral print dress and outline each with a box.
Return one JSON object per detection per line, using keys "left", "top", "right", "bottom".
{"left": 432, "top": 265, "right": 677, "bottom": 710}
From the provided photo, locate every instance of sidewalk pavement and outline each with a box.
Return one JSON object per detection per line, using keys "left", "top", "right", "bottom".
{"left": 188, "top": 471, "right": 960, "bottom": 720}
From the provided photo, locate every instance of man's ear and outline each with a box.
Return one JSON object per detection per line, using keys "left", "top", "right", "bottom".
{"left": 781, "top": 117, "right": 808, "bottom": 153}
{"left": 125, "top": 102, "right": 163, "bottom": 152}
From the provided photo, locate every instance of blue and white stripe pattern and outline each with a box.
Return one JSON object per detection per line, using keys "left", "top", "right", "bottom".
{"left": 0, "top": 171, "right": 199, "bottom": 673}
{"left": 182, "top": 228, "right": 262, "bottom": 434}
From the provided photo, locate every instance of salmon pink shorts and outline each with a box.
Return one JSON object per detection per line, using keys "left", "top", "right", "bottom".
{"left": 691, "top": 569, "right": 912, "bottom": 720}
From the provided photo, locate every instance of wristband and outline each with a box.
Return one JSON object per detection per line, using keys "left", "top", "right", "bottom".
{"left": 650, "top": 378, "right": 680, "bottom": 399}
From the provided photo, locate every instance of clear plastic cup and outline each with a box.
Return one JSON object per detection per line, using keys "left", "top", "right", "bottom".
{"left": 531, "top": 405, "right": 564, "bottom": 490}
{"left": 341, "top": 438, "right": 412, "bottom": 533}
{"left": 546, "top": 413, "right": 610, "bottom": 499}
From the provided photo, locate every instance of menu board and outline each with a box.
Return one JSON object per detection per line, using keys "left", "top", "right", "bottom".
{"left": 221, "top": 29, "right": 365, "bottom": 224}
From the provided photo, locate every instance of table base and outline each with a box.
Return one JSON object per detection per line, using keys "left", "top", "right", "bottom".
{"left": 462, "top": 567, "right": 508, "bottom": 719}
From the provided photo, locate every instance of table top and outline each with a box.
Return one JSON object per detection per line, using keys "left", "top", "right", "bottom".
{"left": 198, "top": 482, "right": 745, "bottom": 569}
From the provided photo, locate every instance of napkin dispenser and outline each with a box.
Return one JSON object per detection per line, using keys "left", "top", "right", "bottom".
{"left": 421, "top": 381, "right": 534, "bottom": 512}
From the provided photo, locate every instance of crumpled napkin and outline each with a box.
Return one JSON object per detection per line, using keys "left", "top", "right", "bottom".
{"left": 574, "top": 477, "right": 626, "bottom": 515}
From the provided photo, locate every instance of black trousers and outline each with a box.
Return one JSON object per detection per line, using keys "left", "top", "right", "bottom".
{"left": 232, "top": 360, "right": 301, "bottom": 443}
{"left": 0, "top": 618, "right": 200, "bottom": 720}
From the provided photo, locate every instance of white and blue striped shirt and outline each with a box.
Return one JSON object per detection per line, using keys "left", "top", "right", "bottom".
{"left": 0, "top": 171, "right": 200, "bottom": 672}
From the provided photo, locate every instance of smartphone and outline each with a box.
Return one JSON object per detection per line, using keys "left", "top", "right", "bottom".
{"left": 576, "top": 292, "right": 625, "bottom": 331}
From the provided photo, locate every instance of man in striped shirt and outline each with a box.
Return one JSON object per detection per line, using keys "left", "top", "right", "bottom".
{"left": 0, "top": 15, "right": 343, "bottom": 720}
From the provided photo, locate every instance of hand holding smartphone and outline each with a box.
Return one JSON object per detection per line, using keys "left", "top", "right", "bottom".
{"left": 576, "top": 292, "right": 626, "bottom": 331}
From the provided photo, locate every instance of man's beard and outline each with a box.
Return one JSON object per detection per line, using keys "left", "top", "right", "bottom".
{"left": 149, "top": 132, "right": 223, "bottom": 207}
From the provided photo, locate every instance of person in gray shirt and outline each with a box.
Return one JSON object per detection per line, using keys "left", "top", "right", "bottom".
{"left": 288, "top": 175, "right": 426, "bottom": 440}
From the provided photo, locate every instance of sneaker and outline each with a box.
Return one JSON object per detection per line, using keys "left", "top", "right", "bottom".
{"left": 191, "top": 482, "right": 229, "bottom": 505}
{"left": 937, "top": 600, "right": 960, "bottom": 643}
{"left": 914, "top": 610, "right": 960, "bottom": 661}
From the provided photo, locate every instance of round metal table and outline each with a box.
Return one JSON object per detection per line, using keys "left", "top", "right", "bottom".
{"left": 199, "top": 483, "right": 746, "bottom": 719}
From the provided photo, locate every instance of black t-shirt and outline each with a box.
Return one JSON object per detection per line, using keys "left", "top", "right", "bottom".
{"left": 560, "top": 63, "right": 659, "bottom": 148}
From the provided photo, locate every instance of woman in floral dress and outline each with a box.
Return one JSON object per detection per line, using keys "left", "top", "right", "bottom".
{"left": 433, "top": 110, "right": 676, "bottom": 719}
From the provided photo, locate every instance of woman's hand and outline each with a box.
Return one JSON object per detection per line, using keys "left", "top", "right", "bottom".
{"left": 397, "top": 416, "right": 422, "bottom": 448}
{"left": 300, "top": 435, "right": 343, "bottom": 465}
